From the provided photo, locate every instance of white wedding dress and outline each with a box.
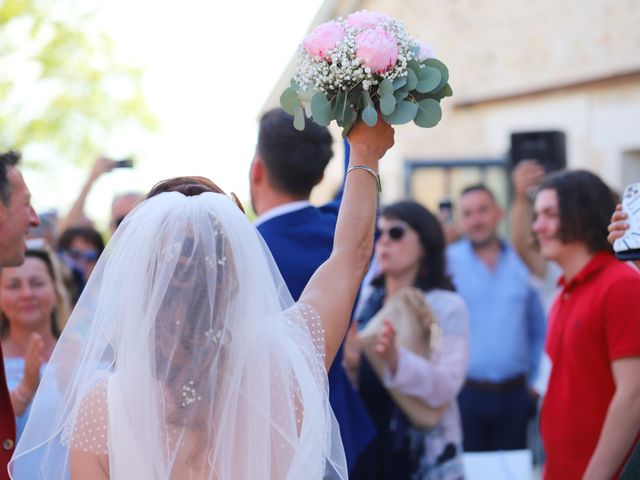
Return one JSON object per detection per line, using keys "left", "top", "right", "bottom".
{"left": 10, "top": 192, "right": 347, "bottom": 480}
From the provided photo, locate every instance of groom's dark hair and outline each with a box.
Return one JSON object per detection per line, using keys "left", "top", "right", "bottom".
{"left": 257, "top": 108, "right": 333, "bottom": 198}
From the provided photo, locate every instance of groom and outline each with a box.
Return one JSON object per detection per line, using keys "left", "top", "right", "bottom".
{"left": 250, "top": 108, "right": 375, "bottom": 471}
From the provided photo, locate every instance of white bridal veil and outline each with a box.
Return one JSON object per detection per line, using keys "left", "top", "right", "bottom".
{"left": 10, "top": 192, "right": 347, "bottom": 479}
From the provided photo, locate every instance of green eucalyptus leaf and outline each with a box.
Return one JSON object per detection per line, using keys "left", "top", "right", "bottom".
{"left": 348, "top": 91, "right": 364, "bottom": 128}
{"left": 423, "top": 58, "right": 449, "bottom": 77}
{"left": 300, "top": 89, "right": 315, "bottom": 117}
{"left": 362, "top": 90, "right": 372, "bottom": 107}
{"left": 416, "top": 66, "right": 442, "bottom": 93}
{"left": 341, "top": 104, "right": 357, "bottom": 136}
{"left": 343, "top": 103, "right": 357, "bottom": 127}
{"left": 280, "top": 87, "right": 300, "bottom": 115}
{"left": 361, "top": 104, "right": 378, "bottom": 127}
{"left": 334, "top": 89, "right": 347, "bottom": 127}
{"left": 303, "top": 102, "right": 313, "bottom": 118}
{"left": 382, "top": 100, "right": 419, "bottom": 125}
{"left": 379, "top": 78, "right": 394, "bottom": 96}
{"left": 414, "top": 98, "right": 442, "bottom": 128}
{"left": 431, "top": 83, "right": 454, "bottom": 101}
{"left": 299, "top": 88, "right": 314, "bottom": 104}
{"left": 394, "top": 90, "right": 409, "bottom": 102}
{"left": 349, "top": 90, "right": 363, "bottom": 108}
{"left": 379, "top": 93, "right": 396, "bottom": 115}
{"left": 342, "top": 117, "right": 356, "bottom": 137}
{"left": 405, "top": 68, "right": 418, "bottom": 91}
{"left": 293, "top": 105, "right": 305, "bottom": 130}
{"left": 423, "top": 58, "right": 449, "bottom": 91}
{"left": 310, "top": 92, "right": 332, "bottom": 126}
{"left": 392, "top": 77, "right": 407, "bottom": 90}
{"left": 407, "top": 60, "right": 422, "bottom": 78}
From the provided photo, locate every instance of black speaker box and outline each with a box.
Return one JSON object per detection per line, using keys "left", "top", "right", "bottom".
{"left": 509, "top": 130, "right": 566, "bottom": 172}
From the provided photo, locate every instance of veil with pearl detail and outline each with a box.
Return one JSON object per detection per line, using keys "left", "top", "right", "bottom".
{"left": 10, "top": 192, "right": 347, "bottom": 479}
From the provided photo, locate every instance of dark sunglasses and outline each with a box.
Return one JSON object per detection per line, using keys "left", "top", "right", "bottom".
{"left": 66, "top": 249, "right": 99, "bottom": 262}
{"left": 377, "top": 225, "right": 406, "bottom": 241}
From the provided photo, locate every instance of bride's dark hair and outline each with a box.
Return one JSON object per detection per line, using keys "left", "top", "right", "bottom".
{"left": 146, "top": 176, "right": 241, "bottom": 468}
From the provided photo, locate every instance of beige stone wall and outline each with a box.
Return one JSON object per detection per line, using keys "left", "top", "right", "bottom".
{"left": 365, "top": 0, "right": 640, "bottom": 99}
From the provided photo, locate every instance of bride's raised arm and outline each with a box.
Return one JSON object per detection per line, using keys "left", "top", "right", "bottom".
{"left": 299, "top": 120, "right": 394, "bottom": 369}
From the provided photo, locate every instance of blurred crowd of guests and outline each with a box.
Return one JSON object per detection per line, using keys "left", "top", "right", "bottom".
{"left": 1, "top": 107, "right": 639, "bottom": 480}
{"left": 0, "top": 155, "right": 145, "bottom": 448}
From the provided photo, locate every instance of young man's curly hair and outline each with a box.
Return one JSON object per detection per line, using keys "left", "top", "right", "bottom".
{"left": 538, "top": 170, "right": 619, "bottom": 253}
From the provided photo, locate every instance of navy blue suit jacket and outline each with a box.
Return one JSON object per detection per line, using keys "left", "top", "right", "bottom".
{"left": 257, "top": 148, "right": 375, "bottom": 470}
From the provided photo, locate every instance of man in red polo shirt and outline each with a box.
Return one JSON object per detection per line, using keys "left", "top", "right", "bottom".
{"left": 0, "top": 151, "right": 40, "bottom": 479}
{"left": 533, "top": 170, "right": 640, "bottom": 480}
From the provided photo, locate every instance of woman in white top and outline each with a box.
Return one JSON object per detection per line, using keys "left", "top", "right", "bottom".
{"left": 10, "top": 119, "right": 394, "bottom": 480}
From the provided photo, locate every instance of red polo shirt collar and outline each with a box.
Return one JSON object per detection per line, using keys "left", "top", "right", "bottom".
{"left": 557, "top": 251, "right": 612, "bottom": 291}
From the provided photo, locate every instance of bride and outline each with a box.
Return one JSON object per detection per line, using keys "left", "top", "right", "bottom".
{"left": 9, "top": 120, "right": 394, "bottom": 479}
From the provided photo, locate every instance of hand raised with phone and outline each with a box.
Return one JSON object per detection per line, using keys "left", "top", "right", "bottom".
{"left": 89, "top": 156, "right": 134, "bottom": 181}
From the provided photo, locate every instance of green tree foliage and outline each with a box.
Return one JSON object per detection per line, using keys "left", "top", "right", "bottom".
{"left": 0, "top": 0, "right": 156, "bottom": 166}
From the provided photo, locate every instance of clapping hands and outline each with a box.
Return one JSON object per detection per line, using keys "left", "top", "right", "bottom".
{"left": 22, "top": 332, "right": 45, "bottom": 395}
{"left": 11, "top": 332, "right": 45, "bottom": 415}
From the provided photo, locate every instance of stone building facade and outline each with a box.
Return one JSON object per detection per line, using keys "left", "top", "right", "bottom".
{"left": 265, "top": 0, "right": 640, "bottom": 211}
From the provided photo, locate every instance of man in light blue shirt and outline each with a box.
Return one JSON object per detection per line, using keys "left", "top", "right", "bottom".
{"left": 447, "top": 184, "right": 546, "bottom": 452}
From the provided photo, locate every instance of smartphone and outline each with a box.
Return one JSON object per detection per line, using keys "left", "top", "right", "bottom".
{"left": 438, "top": 198, "right": 454, "bottom": 224}
{"left": 114, "top": 158, "right": 133, "bottom": 168}
{"left": 613, "top": 183, "right": 640, "bottom": 261}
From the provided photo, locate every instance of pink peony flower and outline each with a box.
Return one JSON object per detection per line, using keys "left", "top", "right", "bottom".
{"left": 355, "top": 28, "right": 399, "bottom": 73}
{"left": 417, "top": 42, "right": 435, "bottom": 60}
{"left": 303, "top": 21, "right": 345, "bottom": 60}
{"left": 346, "top": 10, "right": 392, "bottom": 30}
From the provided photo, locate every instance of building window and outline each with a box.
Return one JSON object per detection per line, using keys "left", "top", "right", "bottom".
{"left": 404, "top": 159, "right": 508, "bottom": 212}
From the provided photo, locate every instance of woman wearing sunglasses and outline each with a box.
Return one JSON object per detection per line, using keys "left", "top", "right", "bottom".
{"left": 58, "top": 226, "right": 105, "bottom": 302}
{"left": 348, "top": 200, "right": 470, "bottom": 480}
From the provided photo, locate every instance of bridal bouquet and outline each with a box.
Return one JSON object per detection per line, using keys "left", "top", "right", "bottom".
{"left": 280, "top": 11, "right": 452, "bottom": 134}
